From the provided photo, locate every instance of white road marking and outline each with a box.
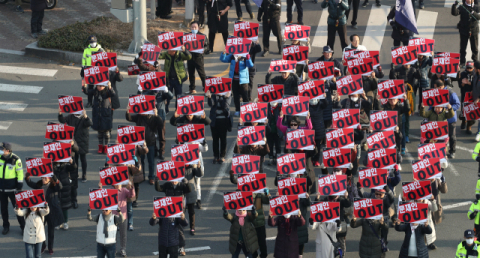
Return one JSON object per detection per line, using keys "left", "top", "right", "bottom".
{"left": 0, "top": 122, "right": 12, "bottom": 130}
{"left": 443, "top": 201, "right": 472, "bottom": 210}
{"left": 153, "top": 246, "right": 211, "bottom": 255}
{"left": 416, "top": 10, "right": 438, "bottom": 39}
{"left": 361, "top": 5, "right": 391, "bottom": 50}
{"left": 0, "top": 83, "right": 43, "bottom": 94}
{"left": 0, "top": 65, "right": 57, "bottom": 77}
{"left": 312, "top": 9, "right": 329, "bottom": 48}
{"left": 0, "top": 102, "right": 28, "bottom": 111}
{"left": 266, "top": 236, "right": 276, "bottom": 241}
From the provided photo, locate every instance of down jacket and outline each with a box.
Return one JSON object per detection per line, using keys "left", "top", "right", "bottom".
{"left": 25, "top": 179, "right": 64, "bottom": 228}
{"left": 221, "top": 53, "right": 254, "bottom": 85}
{"left": 269, "top": 215, "right": 305, "bottom": 258}
{"left": 184, "top": 166, "right": 203, "bottom": 204}
{"left": 150, "top": 217, "right": 188, "bottom": 247}
{"left": 83, "top": 87, "right": 115, "bottom": 131}
{"left": 15, "top": 207, "right": 49, "bottom": 244}
{"left": 58, "top": 114, "right": 93, "bottom": 155}
{"left": 350, "top": 218, "right": 388, "bottom": 258}
{"left": 225, "top": 211, "right": 259, "bottom": 255}
{"left": 396, "top": 223, "right": 432, "bottom": 258}
{"left": 54, "top": 163, "right": 76, "bottom": 210}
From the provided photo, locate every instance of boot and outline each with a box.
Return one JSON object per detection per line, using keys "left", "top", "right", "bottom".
{"left": 103, "top": 145, "right": 108, "bottom": 154}
{"left": 467, "top": 125, "right": 473, "bottom": 135}
{"left": 461, "top": 120, "right": 466, "bottom": 130}
{"left": 97, "top": 145, "right": 103, "bottom": 154}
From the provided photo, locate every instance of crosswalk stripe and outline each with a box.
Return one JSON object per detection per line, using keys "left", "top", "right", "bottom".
{"left": 0, "top": 65, "right": 57, "bottom": 77}
{"left": 362, "top": 5, "right": 391, "bottom": 51}
{"left": 312, "top": 9, "right": 329, "bottom": 48}
{"left": 444, "top": 0, "right": 455, "bottom": 8}
{"left": 270, "top": 0, "right": 288, "bottom": 42}
{"left": 416, "top": 10, "right": 437, "bottom": 39}
{"left": 0, "top": 84, "right": 43, "bottom": 94}
{"left": 0, "top": 102, "right": 28, "bottom": 112}
{"left": 0, "top": 122, "right": 12, "bottom": 130}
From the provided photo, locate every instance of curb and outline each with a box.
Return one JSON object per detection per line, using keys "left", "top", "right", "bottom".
{"left": 25, "top": 42, "right": 135, "bottom": 68}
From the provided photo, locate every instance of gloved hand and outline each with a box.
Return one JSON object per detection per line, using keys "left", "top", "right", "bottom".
{"left": 476, "top": 194, "right": 480, "bottom": 200}
{"left": 264, "top": 188, "right": 270, "bottom": 195}
{"left": 182, "top": 178, "right": 188, "bottom": 184}
{"left": 246, "top": 54, "right": 251, "bottom": 60}
{"left": 52, "top": 175, "right": 58, "bottom": 183}
{"left": 390, "top": 21, "right": 397, "bottom": 30}
{"left": 309, "top": 218, "right": 314, "bottom": 225}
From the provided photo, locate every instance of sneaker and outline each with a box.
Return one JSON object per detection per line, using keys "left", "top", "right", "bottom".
{"left": 448, "top": 153, "right": 455, "bottom": 159}
{"left": 262, "top": 51, "right": 269, "bottom": 57}
{"left": 401, "top": 148, "right": 405, "bottom": 156}
{"left": 196, "top": 200, "right": 202, "bottom": 209}
{"left": 128, "top": 225, "right": 134, "bottom": 231}
{"left": 313, "top": 161, "right": 321, "bottom": 167}
{"left": 238, "top": 17, "right": 243, "bottom": 21}
{"left": 419, "top": 2, "right": 425, "bottom": 9}
{"left": 351, "top": 24, "right": 358, "bottom": 29}
{"left": 54, "top": 226, "right": 60, "bottom": 230}
{"left": 427, "top": 243, "right": 437, "bottom": 250}
{"left": 405, "top": 136, "right": 410, "bottom": 143}
{"left": 31, "top": 33, "right": 38, "bottom": 39}
{"left": 2, "top": 227, "right": 9, "bottom": 235}
{"left": 41, "top": 246, "right": 46, "bottom": 254}
{"left": 219, "top": 157, "right": 225, "bottom": 164}
{"left": 160, "top": 15, "right": 172, "bottom": 19}
{"left": 476, "top": 133, "right": 480, "bottom": 142}
{"left": 48, "top": 249, "right": 54, "bottom": 255}
{"left": 179, "top": 247, "right": 186, "bottom": 256}
{"left": 362, "top": 1, "right": 368, "bottom": 7}
{"left": 38, "top": 29, "right": 48, "bottom": 35}
{"left": 234, "top": 111, "right": 240, "bottom": 117}
{"left": 190, "top": 228, "right": 195, "bottom": 235}
{"left": 286, "top": 20, "right": 292, "bottom": 25}
{"left": 132, "top": 201, "right": 138, "bottom": 208}
{"left": 269, "top": 158, "right": 276, "bottom": 166}
{"left": 62, "top": 223, "right": 69, "bottom": 230}
{"left": 82, "top": 177, "right": 87, "bottom": 183}
{"left": 15, "top": 6, "right": 24, "bottom": 13}
{"left": 461, "top": 121, "right": 466, "bottom": 130}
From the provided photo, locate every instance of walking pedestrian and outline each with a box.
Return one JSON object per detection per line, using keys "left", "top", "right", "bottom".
{"left": 15, "top": 205, "right": 50, "bottom": 258}
{"left": 150, "top": 211, "right": 188, "bottom": 258}
{"left": 30, "top": 0, "right": 48, "bottom": 38}
{"left": 87, "top": 208, "right": 125, "bottom": 258}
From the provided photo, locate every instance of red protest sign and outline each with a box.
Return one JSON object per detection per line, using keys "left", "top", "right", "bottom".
{"left": 286, "top": 129, "right": 315, "bottom": 150}
{"left": 177, "top": 124, "right": 205, "bottom": 144}
{"left": 99, "top": 166, "right": 130, "bottom": 185}
{"left": 106, "top": 144, "right": 136, "bottom": 165}
{"left": 241, "top": 102, "right": 268, "bottom": 123}
{"left": 412, "top": 158, "right": 442, "bottom": 180}
{"left": 139, "top": 72, "right": 167, "bottom": 91}
{"left": 402, "top": 181, "right": 432, "bottom": 200}
{"left": 318, "top": 174, "right": 347, "bottom": 196}
{"left": 310, "top": 202, "right": 340, "bottom": 222}
{"left": 45, "top": 122, "right": 74, "bottom": 143}
{"left": 156, "top": 161, "right": 185, "bottom": 182}
{"left": 257, "top": 84, "right": 284, "bottom": 103}
{"left": 225, "top": 36, "right": 252, "bottom": 56}
{"left": 89, "top": 189, "right": 118, "bottom": 210}
{"left": 370, "top": 111, "right": 398, "bottom": 131}
{"left": 378, "top": 80, "right": 405, "bottom": 99}
{"left": 234, "top": 21, "right": 260, "bottom": 41}
{"left": 223, "top": 191, "right": 254, "bottom": 210}
{"left": 346, "top": 58, "right": 374, "bottom": 76}
{"left": 322, "top": 148, "right": 352, "bottom": 168}
{"left": 183, "top": 33, "right": 206, "bottom": 54}
{"left": 128, "top": 94, "right": 156, "bottom": 114}
{"left": 58, "top": 95, "right": 84, "bottom": 115}
{"left": 398, "top": 202, "right": 428, "bottom": 224}
{"left": 177, "top": 95, "right": 205, "bottom": 116}
{"left": 366, "top": 148, "right": 397, "bottom": 169}
{"left": 141, "top": 43, "right": 162, "bottom": 64}
{"left": 282, "top": 95, "right": 309, "bottom": 116}
{"left": 15, "top": 190, "right": 45, "bottom": 208}
{"left": 127, "top": 65, "right": 140, "bottom": 75}
{"left": 278, "top": 177, "right": 307, "bottom": 198}
{"left": 408, "top": 37, "right": 435, "bottom": 56}
{"left": 205, "top": 77, "right": 232, "bottom": 95}
{"left": 117, "top": 125, "right": 145, "bottom": 145}
{"left": 43, "top": 142, "right": 72, "bottom": 163}
{"left": 237, "top": 173, "right": 266, "bottom": 193}
{"left": 431, "top": 57, "right": 459, "bottom": 77}
{"left": 298, "top": 80, "right": 325, "bottom": 100}
{"left": 343, "top": 49, "right": 357, "bottom": 62}
{"left": 422, "top": 89, "right": 449, "bottom": 107}
{"left": 435, "top": 52, "right": 460, "bottom": 59}
{"left": 282, "top": 45, "right": 309, "bottom": 64}
{"left": 421, "top": 121, "right": 448, "bottom": 141}
{"left": 171, "top": 144, "right": 200, "bottom": 165}
{"left": 158, "top": 31, "right": 184, "bottom": 51}
{"left": 353, "top": 198, "right": 383, "bottom": 220}
{"left": 237, "top": 126, "right": 266, "bottom": 145}
{"left": 308, "top": 61, "right": 335, "bottom": 80}
{"left": 326, "top": 128, "right": 354, "bottom": 149}
{"left": 276, "top": 153, "right": 306, "bottom": 175}
{"left": 354, "top": 50, "right": 380, "bottom": 68}
{"left": 464, "top": 103, "right": 480, "bottom": 121}
{"left": 367, "top": 131, "right": 396, "bottom": 149}
{"left": 269, "top": 195, "right": 300, "bottom": 216}
{"left": 269, "top": 59, "right": 297, "bottom": 73}
{"left": 391, "top": 46, "right": 418, "bottom": 65}
{"left": 84, "top": 66, "right": 109, "bottom": 86}
{"left": 92, "top": 52, "right": 117, "bottom": 71}
{"left": 284, "top": 24, "right": 310, "bottom": 41}
{"left": 154, "top": 196, "right": 183, "bottom": 218}
{"left": 232, "top": 154, "right": 261, "bottom": 174}
{"left": 26, "top": 158, "right": 53, "bottom": 177}
{"left": 336, "top": 75, "right": 364, "bottom": 95}
{"left": 418, "top": 143, "right": 447, "bottom": 163}
{"left": 332, "top": 109, "right": 360, "bottom": 129}
{"left": 358, "top": 167, "right": 388, "bottom": 189}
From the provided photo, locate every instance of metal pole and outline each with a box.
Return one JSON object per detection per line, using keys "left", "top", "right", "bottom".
{"left": 128, "top": 0, "right": 148, "bottom": 53}
{"left": 150, "top": 0, "right": 156, "bottom": 20}
{"left": 184, "top": 0, "right": 194, "bottom": 26}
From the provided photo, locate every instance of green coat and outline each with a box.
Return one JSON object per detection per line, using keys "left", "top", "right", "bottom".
{"left": 159, "top": 50, "right": 192, "bottom": 83}
{"left": 419, "top": 106, "right": 454, "bottom": 121}
{"left": 320, "top": 0, "right": 349, "bottom": 26}
{"left": 224, "top": 211, "right": 259, "bottom": 254}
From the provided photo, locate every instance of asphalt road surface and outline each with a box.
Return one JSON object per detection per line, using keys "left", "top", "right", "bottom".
{"left": 0, "top": 0, "right": 478, "bottom": 257}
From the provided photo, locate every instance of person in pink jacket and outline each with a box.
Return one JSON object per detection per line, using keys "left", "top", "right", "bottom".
{"left": 276, "top": 110, "right": 313, "bottom": 138}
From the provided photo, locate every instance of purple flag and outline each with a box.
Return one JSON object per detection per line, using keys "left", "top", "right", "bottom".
{"left": 395, "top": 0, "right": 418, "bottom": 34}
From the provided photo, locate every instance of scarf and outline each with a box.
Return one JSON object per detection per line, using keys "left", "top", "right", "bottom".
{"left": 103, "top": 213, "right": 113, "bottom": 237}
{"left": 236, "top": 210, "right": 247, "bottom": 226}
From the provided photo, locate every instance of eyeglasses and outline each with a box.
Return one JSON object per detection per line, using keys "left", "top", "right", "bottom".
{"left": 290, "top": 124, "right": 298, "bottom": 126}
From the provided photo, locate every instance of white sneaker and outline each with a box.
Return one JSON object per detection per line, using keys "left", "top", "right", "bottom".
{"left": 63, "top": 223, "right": 69, "bottom": 230}
{"left": 476, "top": 133, "right": 480, "bottom": 142}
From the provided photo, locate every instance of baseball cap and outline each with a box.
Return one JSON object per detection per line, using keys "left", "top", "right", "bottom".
{"left": 376, "top": 189, "right": 386, "bottom": 193}
{"left": 323, "top": 46, "right": 333, "bottom": 53}
{"left": 467, "top": 61, "right": 474, "bottom": 68}
{"left": 1, "top": 142, "right": 12, "bottom": 151}
{"left": 465, "top": 229, "right": 475, "bottom": 238}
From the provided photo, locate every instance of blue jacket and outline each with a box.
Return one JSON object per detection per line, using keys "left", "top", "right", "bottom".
{"left": 220, "top": 53, "right": 254, "bottom": 85}
{"left": 428, "top": 87, "right": 460, "bottom": 123}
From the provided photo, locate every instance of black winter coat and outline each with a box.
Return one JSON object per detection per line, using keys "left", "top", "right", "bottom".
{"left": 53, "top": 163, "right": 76, "bottom": 210}
{"left": 155, "top": 181, "right": 192, "bottom": 197}
{"left": 452, "top": 2, "right": 480, "bottom": 36}
{"left": 458, "top": 70, "right": 475, "bottom": 94}
{"left": 58, "top": 114, "right": 93, "bottom": 155}
{"left": 109, "top": 70, "right": 124, "bottom": 110}
{"left": 258, "top": 0, "right": 281, "bottom": 21}
{"left": 207, "top": 94, "right": 233, "bottom": 129}
{"left": 387, "top": 7, "right": 414, "bottom": 42}
{"left": 31, "top": 0, "right": 47, "bottom": 11}
{"left": 83, "top": 87, "right": 115, "bottom": 131}
{"left": 265, "top": 73, "right": 299, "bottom": 96}
{"left": 126, "top": 113, "right": 164, "bottom": 147}
{"left": 206, "top": 0, "right": 232, "bottom": 33}
{"left": 389, "top": 65, "right": 421, "bottom": 86}
{"left": 396, "top": 223, "right": 432, "bottom": 258}
{"left": 428, "top": 72, "right": 452, "bottom": 89}
{"left": 150, "top": 217, "right": 188, "bottom": 247}
{"left": 309, "top": 99, "right": 328, "bottom": 140}
{"left": 26, "top": 179, "right": 64, "bottom": 227}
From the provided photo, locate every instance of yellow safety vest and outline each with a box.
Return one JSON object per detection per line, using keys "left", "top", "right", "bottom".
{"left": 82, "top": 44, "right": 102, "bottom": 67}
{"left": 456, "top": 240, "right": 480, "bottom": 258}
{"left": 0, "top": 153, "right": 23, "bottom": 192}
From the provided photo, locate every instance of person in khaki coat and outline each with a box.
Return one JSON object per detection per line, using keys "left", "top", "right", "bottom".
{"left": 223, "top": 205, "right": 259, "bottom": 257}
{"left": 15, "top": 205, "right": 50, "bottom": 258}
{"left": 419, "top": 103, "right": 454, "bottom": 121}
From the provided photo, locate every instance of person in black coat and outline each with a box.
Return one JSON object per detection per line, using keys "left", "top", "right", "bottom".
{"left": 395, "top": 221, "right": 432, "bottom": 258}
{"left": 452, "top": 0, "right": 480, "bottom": 66}
{"left": 53, "top": 160, "right": 76, "bottom": 230}
{"left": 387, "top": 5, "right": 415, "bottom": 47}
{"left": 30, "top": 0, "right": 47, "bottom": 38}
{"left": 206, "top": 91, "right": 233, "bottom": 163}
{"left": 458, "top": 62, "right": 476, "bottom": 131}
{"left": 82, "top": 82, "right": 115, "bottom": 154}
{"left": 150, "top": 211, "right": 188, "bottom": 258}
{"left": 266, "top": 69, "right": 300, "bottom": 96}
{"left": 309, "top": 97, "right": 328, "bottom": 167}
{"left": 25, "top": 174, "right": 63, "bottom": 253}
{"left": 248, "top": 41, "right": 263, "bottom": 101}
{"left": 267, "top": 102, "right": 282, "bottom": 165}
{"left": 187, "top": 21, "right": 210, "bottom": 94}
{"left": 109, "top": 68, "right": 124, "bottom": 111}
{"left": 58, "top": 110, "right": 92, "bottom": 183}
{"left": 206, "top": 0, "right": 232, "bottom": 52}
{"left": 258, "top": 0, "right": 283, "bottom": 56}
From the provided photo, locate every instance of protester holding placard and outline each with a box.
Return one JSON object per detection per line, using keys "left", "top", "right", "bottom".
{"left": 267, "top": 102, "right": 282, "bottom": 165}
{"left": 451, "top": 0, "right": 480, "bottom": 67}
{"left": 362, "top": 69, "right": 384, "bottom": 110}
{"left": 109, "top": 182, "right": 134, "bottom": 257}
{"left": 222, "top": 205, "right": 259, "bottom": 257}
{"left": 108, "top": 68, "right": 124, "bottom": 112}
{"left": 87, "top": 207, "right": 125, "bottom": 258}
{"left": 458, "top": 62, "right": 476, "bottom": 133}
{"left": 414, "top": 54, "right": 433, "bottom": 113}
{"left": 25, "top": 174, "right": 63, "bottom": 254}
{"left": 187, "top": 21, "right": 209, "bottom": 94}
{"left": 268, "top": 209, "right": 305, "bottom": 258}
{"left": 257, "top": 0, "right": 282, "bottom": 57}
{"left": 309, "top": 96, "right": 328, "bottom": 167}
{"left": 234, "top": 136, "right": 270, "bottom": 173}
{"left": 387, "top": 8, "right": 414, "bottom": 47}
{"left": 350, "top": 214, "right": 388, "bottom": 258}
{"left": 343, "top": 34, "right": 367, "bottom": 59}
{"left": 380, "top": 97, "right": 410, "bottom": 155}
{"left": 420, "top": 102, "right": 454, "bottom": 124}
{"left": 206, "top": 0, "right": 232, "bottom": 52}
{"left": 81, "top": 36, "right": 103, "bottom": 108}
{"left": 206, "top": 91, "right": 233, "bottom": 164}
{"left": 394, "top": 220, "right": 432, "bottom": 258}
{"left": 428, "top": 72, "right": 453, "bottom": 89}
{"left": 53, "top": 160, "right": 76, "bottom": 230}
{"left": 248, "top": 41, "right": 263, "bottom": 101}
{"left": 15, "top": 204, "right": 50, "bottom": 258}
{"left": 221, "top": 52, "right": 254, "bottom": 116}
{"left": 266, "top": 68, "right": 299, "bottom": 96}
{"left": 150, "top": 210, "right": 188, "bottom": 258}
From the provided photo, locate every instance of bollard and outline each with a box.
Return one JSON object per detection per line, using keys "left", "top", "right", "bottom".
{"left": 128, "top": 0, "right": 148, "bottom": 53}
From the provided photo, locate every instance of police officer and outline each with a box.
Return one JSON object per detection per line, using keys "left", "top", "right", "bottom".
{"left": 81, "top": 35, "right": 103, "bottom": 108}
{"left": 456, "top": 230, "right": 480, "bottom": 257}
{"left": 452, "top": 0, "right": 480, "bottom": 68}
{"left": 468, "top": 196, "right": 480, "bottom": 236}
{"left": 258, "top": 0, "right": 283, "bottom": 57}
{"left": 0, "top": 142, "right": 25, "bottom": 235}
{"left": 459, "top": 61, "right": 476, "bottom": 134}
{"left": 187, "top": 21, "right": 209, "bottom": 94}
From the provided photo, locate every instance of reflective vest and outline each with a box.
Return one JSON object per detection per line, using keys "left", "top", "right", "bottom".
{"left": 456, "top": 241, "right": 480, "bottom": 258}
{"left": 82, "top": 44, "right": 103, "bottom": 67}
{"left": 476, "top": 179, "right": 480, "bottom": 195}
{"left": 468, "top": 201, "right": 480, "bottom": 225}
{"left": 0, "top": 153, "right": 23, "bottom": 192}
{"left": 472, "top": 142, "right": 480, "bottom": 161}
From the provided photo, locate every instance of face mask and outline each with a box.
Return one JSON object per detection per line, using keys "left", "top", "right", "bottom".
{"left": 284, "top": 215, "right": 291, "bottom": 219}
{"left": 309, "top": 99, "right": 319, "bottom": 105}
{"left": 350, "top": 97, "right": 359, "bottom": 102}
{"left": 466, "top": 239, "right": 474, "bottom": 245}
{"left": 90, "top": 43, "right": 97, "bottom": 48}
{"left": 74, "top": 114, "right": 82, "bottom": 118}
{"left": 191, "top": 29, "right": 198, "bottom": 34}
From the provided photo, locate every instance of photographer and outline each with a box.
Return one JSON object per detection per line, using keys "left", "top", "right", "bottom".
{"left": 452, "top": 0, "right": 480, "bottom": 68}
